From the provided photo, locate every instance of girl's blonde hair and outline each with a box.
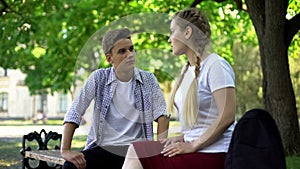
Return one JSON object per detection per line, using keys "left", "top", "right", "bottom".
{"left": 168, "top": 8, "right": 211, "bottom": 128}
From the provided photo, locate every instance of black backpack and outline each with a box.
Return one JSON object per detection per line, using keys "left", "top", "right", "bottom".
{"left": 225, "top": 108, "right": 286, "bottom": 169}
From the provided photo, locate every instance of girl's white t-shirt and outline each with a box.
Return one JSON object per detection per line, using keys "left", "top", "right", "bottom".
{"left": 175, "top": 53, "right": 235, "bottom": 153}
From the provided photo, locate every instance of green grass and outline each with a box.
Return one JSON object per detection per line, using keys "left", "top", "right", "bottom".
{"left": 0, "top": 120, "right": 299, "bottom": 169}
{"left": 0, "top": 138, "right": 21, "bottom": 168}
{"left": 286, "top": 156, "right": 300, "bottom": 169}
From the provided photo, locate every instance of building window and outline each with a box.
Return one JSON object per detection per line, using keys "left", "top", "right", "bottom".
{"left": 0, "top": 92, "right": 8, "bottom": 112}
{"left": 58, "top": 94, "right": 68, "bottom": 113}
{"left": 36, "top": 94, "right": 47, "bottom": 113}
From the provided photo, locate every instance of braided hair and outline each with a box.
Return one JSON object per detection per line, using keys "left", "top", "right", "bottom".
{"left": 168, "top": 8, "right": 211, "bottom": 128}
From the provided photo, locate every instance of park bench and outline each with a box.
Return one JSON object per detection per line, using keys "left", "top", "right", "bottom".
{"left": 20, "top": 129, "right": 65, "bottom": 169}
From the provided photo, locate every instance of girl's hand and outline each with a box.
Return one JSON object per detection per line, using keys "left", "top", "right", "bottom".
{"left": 159, "top": 134, "right": 184, "bottom": 147}
{"left": 161, "top": 141, "right": 197, "bottom": 157}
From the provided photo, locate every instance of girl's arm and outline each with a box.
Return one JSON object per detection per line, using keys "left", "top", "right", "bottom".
{"left": 192, "top": 87, "right": 236, "bottom": 150}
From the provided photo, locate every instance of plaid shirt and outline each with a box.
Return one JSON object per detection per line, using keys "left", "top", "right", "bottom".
{"left": 64, "top": 67, "right": 167, "bottom": 149}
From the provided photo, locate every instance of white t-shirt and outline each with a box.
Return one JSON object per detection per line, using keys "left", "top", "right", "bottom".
{"left": 175, "top": 53, "right": 235, "bottom": 153}
{"left": 101, "top": 78, "right": 143, "bottom": 146}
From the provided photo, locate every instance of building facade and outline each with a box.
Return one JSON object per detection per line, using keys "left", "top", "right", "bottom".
{"left": 0, "top": 68, "right": 73, "bottom": 119}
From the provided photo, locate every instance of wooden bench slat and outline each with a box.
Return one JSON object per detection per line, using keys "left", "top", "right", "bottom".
{"left": 25, "top": 150, "right": 65, "bottom": 165}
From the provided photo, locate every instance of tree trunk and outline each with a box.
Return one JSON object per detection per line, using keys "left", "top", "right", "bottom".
{"left": 246, "top": 0, "right": 300, "bottom": 155}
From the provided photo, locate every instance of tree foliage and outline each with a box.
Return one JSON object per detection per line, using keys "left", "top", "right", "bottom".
{"left": 0, "top": 0, "right": 254, "bottom": 94}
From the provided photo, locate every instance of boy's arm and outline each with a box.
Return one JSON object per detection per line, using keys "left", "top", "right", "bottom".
{"left": 156, "top": 115, "right": 170, "bottom": 140}
{"left": 61, "top": 122, "right": 77, "bottom": 152}
{"left": 61, "top": 122, "right": 86, "bottom": 169}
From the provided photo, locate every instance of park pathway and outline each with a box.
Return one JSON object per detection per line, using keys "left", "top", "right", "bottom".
{"left": 0, "top": 124, "right": 181, "bottom": 139}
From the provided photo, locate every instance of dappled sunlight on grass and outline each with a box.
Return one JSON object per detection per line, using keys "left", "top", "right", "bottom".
{"left": 0, "top": 139, "right": 22, "bottom": 168}
{"left": 0, "top": 159, "right": 19, "bottom": 168}
{"left": 72, "top": 135, "right": 87, "bottom": 150}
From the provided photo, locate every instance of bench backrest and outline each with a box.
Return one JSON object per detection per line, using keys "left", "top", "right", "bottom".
{"left": 20, "top": 129, "right": 62, "bottom": 169}
{"left": 22, "top": 129, "right": 62, "bottom": 151}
